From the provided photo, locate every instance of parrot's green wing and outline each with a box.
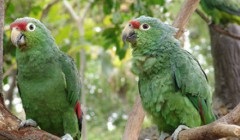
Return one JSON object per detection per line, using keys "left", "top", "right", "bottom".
{"left": 204, "top": 0, "right": 240, "bottom": 16}
{"left": 200, "top": 0, "right": 240, "bottom": 24}
{"left": 59, "top": 53, "right": 81, "bottom": 106}
{"left": 171, "top": 50, "right": 215, "bottom": 124}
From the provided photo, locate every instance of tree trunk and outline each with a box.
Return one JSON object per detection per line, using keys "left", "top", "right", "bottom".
{"left": 210, "top": 24, "right": 240, "bottom": 116}
{"left": 0, "top": 0, "right": 4, "bottom": 105}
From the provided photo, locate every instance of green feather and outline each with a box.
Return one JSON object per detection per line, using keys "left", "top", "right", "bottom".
{"left": 200, "top": 0, "right": 240, "bottom": 24}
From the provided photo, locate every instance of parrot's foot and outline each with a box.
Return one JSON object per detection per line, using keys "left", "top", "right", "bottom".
{"left": 159, "top": 131, "right": 170, "bottom": 140}
{"left": 61, "top": 133, "right": 73, "bottom": 140}
{"left": 19, "top": 119, "right": 37, "bottom": 128}
{"left": 171, "top": 125, "right": 189, "bottom": 140}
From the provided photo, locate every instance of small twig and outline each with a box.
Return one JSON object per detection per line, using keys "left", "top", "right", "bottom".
{"left": 63, "top": 0, "right": 79, "bottom": 22}
{"left": 63, "top": 0, "right": 94, "bottom": 36}
{"left": 81, "top": 0, "right": 94, "bottom": 21}
{"left": 3, "top": 64, "right": 16, "bottom": 80}
{"left": 211, "top": 25, "right": 240, "bottom": 40}
{"left": 40, "top": 0, "right": 60, "bottom": 21}
{"left": 195, "top": 9, "right": 211, "bottom": 24}
{"left": 196, "top": 9, "right": 240, "bottom": 40}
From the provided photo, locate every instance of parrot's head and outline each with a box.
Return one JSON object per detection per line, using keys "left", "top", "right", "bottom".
{"left": 122, "top": 16, "right": 177, "bottom": 49}
{"left": 10, "top": 17, "right": 54, "bottom": 51}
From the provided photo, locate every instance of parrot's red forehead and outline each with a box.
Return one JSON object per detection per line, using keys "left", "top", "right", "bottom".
{"left": 130, "top": 20, "right": 140, "bottom": 29}
{"left": 10, "top": 21, "right": 27, "bottom": 31}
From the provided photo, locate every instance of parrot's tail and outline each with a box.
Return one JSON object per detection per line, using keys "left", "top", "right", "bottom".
{"left": 75, "top": 101, "right": 83, "bottom": 133}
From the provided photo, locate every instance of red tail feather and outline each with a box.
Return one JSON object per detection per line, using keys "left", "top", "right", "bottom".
{"left": 75, "top": 101, "right": 82, "bottom": 119}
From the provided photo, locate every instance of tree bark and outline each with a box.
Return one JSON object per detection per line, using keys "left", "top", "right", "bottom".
{"left": 173, "top": 0, "right": 200, "bottom": 39}
{"left": 122, "top": 95, "right": 145, "bottom": 140}
{"left": 0, "top": 101, "right": 60, "bottom": 140}
{"left": 0, "top": 0, "right": 4, "bottom": 105}
{"left": 210, "top": 24, "right": 240, "bottom": 116}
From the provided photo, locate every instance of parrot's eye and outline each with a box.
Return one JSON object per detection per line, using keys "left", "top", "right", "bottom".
{"left": 26, "top": 23, "right": 36, "bottom": 31}
{"left": 140, "top": 23, "right": 150, "bottom": 30}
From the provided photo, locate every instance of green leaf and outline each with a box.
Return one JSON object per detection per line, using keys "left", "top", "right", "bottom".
{"left": 103, "top": 0, "right": 113, "bottom": 14}
{"left": 146, "top": 0, "right": 165, "bottom": 5}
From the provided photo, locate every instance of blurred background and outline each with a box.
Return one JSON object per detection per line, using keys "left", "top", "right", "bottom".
{"left": 3, "top": 0, "right": 233, "bottom": 139}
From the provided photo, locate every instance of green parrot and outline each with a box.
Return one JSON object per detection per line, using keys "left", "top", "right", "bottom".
{"left": 122, "top": 16, "right": 215, "bottom": 139}
{"left": 200, "top": 0, "right": 240, "bottom": 24}
{"left": 10, "top": 17, "right": 82, "bottom": 140}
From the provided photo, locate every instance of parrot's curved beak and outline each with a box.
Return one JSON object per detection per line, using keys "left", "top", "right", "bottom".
{"left": 122, "top": 23, "right": 137, "bottom": 44}
{"left": 11, "top": 28, "right": 26, "bottom": 48}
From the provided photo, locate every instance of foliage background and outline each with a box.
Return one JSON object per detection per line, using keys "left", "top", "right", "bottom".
{"left": 3, "top": 0, "right": 213, "bottom": 139}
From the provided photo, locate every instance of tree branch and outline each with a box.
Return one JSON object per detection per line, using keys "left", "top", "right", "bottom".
{"left": 195, "top": 9, "right": 211, "bottom": 24}
{"left": 164, "top": 103, "right": 240, "bottom": 140}
{"left": 0, "top": 0, "right": 4, "bottom": 105}
{"left": 172, "top": 0, "right": 200, "bottom": 39}
{"left": 63, "top": 0, "right": 79, "bottom": 22}
{"left": 80, "top": 0, "right": 94, "bottom": 22}
{"left": 196, "top": 9, "right": 240, "bottom": 40}
{"left": 0, "top": 102, "right": 61, "bottom": 140}
{"left": 122, "top": 95, "right": 145, "bottom": 140}
{"left": 3, "top": 64, "right": 16, "bottom": 80}
{"left": 165, "top": 123, "right": 240, "bottom": 140}
{"left": 40, "top": 0, "right": 60, "bottom": 21}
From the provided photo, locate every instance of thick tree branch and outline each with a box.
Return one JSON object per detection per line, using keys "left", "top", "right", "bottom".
{"left": 164, "top": 103, "right": 240, "bottom": 140}
{"left": 0, "top": 128, "right": 61, "bottom": 140}
{"left": 122, "top": 95, "right": 145, "bottom": 140}
{"left": 0, "top": 102, "right": 60, "bottom": 140}
{"left": 165, "top": 123, "right": 240, "bottom": 140}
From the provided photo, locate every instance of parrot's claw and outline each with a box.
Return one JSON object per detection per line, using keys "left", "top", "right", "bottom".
{"left": 61, "top": 133, "right": 73, "bottom": 140}
{"left": 19, "top": 119, "right": 37, "bottom": 128}
{"left": 159, "top": 131, "right": 170, "bottom": 140}
{"left": 171, "top": 125, "right": 189, "bottom": 140}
